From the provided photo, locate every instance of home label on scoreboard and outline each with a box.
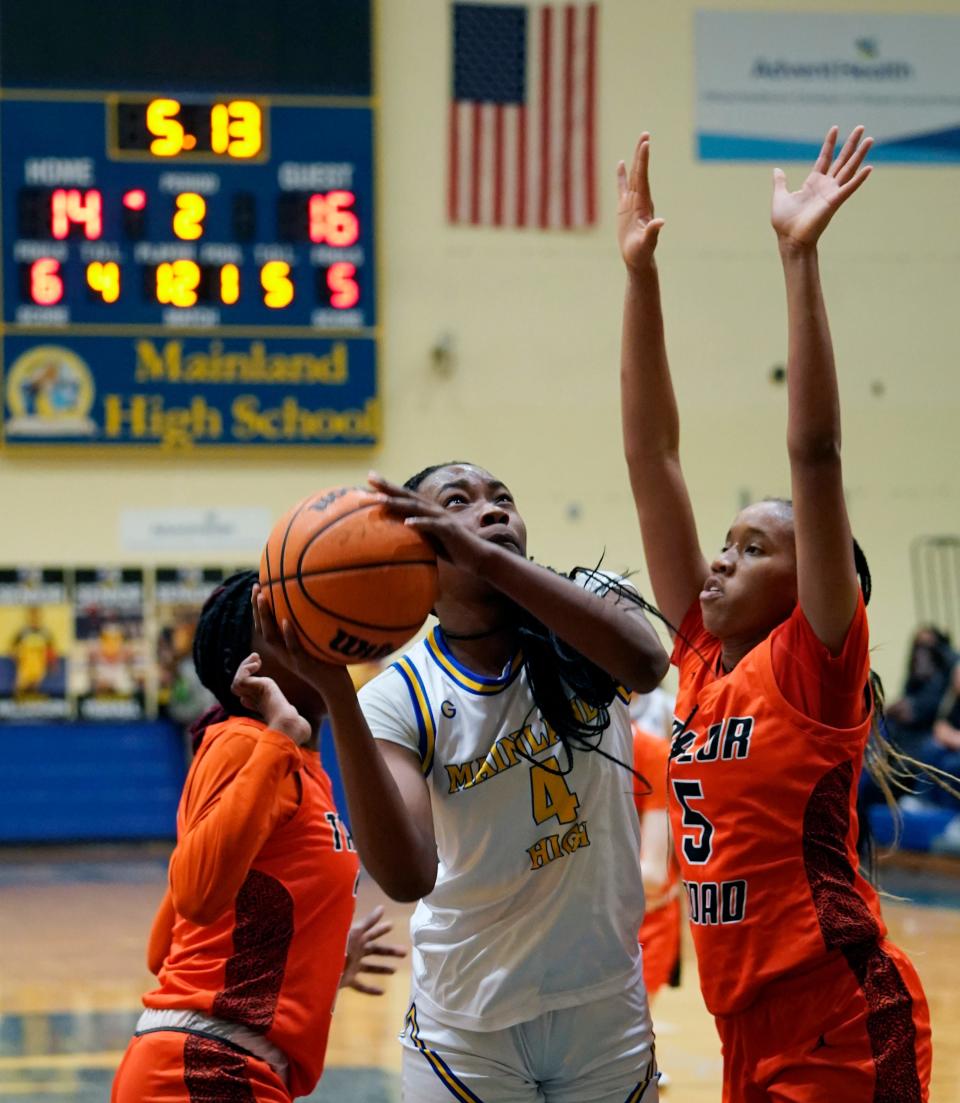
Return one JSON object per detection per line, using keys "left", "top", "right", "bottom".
{"left": 0, "top": 92, "right": 379, "bottom": 447}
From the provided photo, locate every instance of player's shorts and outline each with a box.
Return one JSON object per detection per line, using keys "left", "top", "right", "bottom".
{"left": 111, "top": 1028, "right": 291, "bottom": 1103}
{"left": 400, "top": 972, "right": 659, "bottom": 1103}
{"left": 715, "top": 939, "right": 931, "bottom": 1103}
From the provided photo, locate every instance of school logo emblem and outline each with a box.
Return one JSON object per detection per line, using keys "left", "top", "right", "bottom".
{"left": 440, "top": 700, "right": 457, "bottom": 719}
{"left": 5, "top": 346, "right": 96, "bottom": 438}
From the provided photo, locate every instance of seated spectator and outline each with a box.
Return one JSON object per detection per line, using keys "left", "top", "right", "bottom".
{"left": 886, "top": 627, "right": 958, "bottom": 757}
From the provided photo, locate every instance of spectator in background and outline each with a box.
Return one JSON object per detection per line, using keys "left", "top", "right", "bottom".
{"left": 915, "top": 661, "right": 960, "bottom": 811}
{"left": 886, "top": 627, "right": 958, "bottom": 758}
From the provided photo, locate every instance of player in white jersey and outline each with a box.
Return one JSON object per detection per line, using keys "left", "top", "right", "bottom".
{"left": 254, "top": 461, "right": 668, "bottom": 1101}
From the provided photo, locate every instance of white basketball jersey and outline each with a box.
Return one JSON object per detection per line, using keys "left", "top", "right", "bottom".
{"left": 359, "top": 578, "right": 645, "bottom": 1032}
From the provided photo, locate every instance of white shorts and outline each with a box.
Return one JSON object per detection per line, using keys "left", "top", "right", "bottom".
{"left": 399, "top": 976, "right": 659, "bottom": 1103}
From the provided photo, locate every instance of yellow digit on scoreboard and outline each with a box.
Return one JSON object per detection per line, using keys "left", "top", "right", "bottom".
{"left": 86, "top": 261, "right": 121, "bottom": 303}
{"left": 261, "top": 260, "right": 293, "bottom": 308}
{"left": 146, "top": 98, "right": 185, "bottom": 157}
{"left": 173, "top": 193, "right": 206, "bottom": 240}
{"left": 156, "top": 260, "right": 201, "bottom": 307}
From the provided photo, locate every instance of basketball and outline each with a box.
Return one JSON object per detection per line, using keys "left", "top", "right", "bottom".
{"left": 259, "top": 486, "right": 438, "bottom": 664}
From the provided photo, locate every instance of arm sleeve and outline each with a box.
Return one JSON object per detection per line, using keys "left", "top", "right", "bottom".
{"left": 770, "top": 593, "right": 870, "bottom": 729}
{"left": 358, "top": 666, "right": 423, "bottom": 757}
{"left": 147, "top": 889, "right": 176, "bottom": 975}
{"left": 168, "top": 722, "right": 302, "bottom": 925}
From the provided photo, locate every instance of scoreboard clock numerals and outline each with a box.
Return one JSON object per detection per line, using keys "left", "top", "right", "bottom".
{"left": 139, "top": 98, "right": 263, "bottom": 160}
{"left": 146, "top": 99, "right": 187, "bottom": 158}
{"left": 210, "top": 101, "right": 262, "bottom": 159}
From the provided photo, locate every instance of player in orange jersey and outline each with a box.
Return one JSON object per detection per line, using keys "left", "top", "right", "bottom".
{"left": 111, "top": 571, "right": 404, "bottom": 1103}
{"left": 617, "top": 127, "right": 933, "bottom": 1101}
{"left": 632, "top": 723, "right": 681, "bottom": 1003}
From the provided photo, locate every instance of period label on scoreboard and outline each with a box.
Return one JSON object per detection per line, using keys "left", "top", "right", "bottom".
{"left": 0, "top": 92, "right": 378, "bottom": 447}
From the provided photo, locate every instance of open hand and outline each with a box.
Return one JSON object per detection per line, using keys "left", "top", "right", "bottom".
{"left": 771, "top": 125, "right": 873, "bottom": 249}
{"left": 368, "top": 471, "right": 491, "bottom": 573}
{"left": 230, "top": 652, "right": 312, "bottom": 745}
{"left": 251, "top": 586, "right": 356, "bottom": 704}
{"left": 339, "top": 905, "right": 407, "bottom": 996}
{"left": 617, "top": 133, "right": 665, "bottom": 272}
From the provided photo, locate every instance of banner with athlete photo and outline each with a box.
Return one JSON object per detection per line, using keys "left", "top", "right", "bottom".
{"left": 0, "top": 568, "right": 72, "bottom": 721}
{"left": 154, "top": 566, "right": 224, "bottom": 725}
{"left": 696, "top": 12, "right": 960, "bottom": 162}
{"left": 71, "top": 568, "right": 148, "bottom": 721}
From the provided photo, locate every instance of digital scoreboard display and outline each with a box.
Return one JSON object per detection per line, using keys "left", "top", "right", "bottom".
{"left": 0, "top": 1, "right": 377, "bottom": 449}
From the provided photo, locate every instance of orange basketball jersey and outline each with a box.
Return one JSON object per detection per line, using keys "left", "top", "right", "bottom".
{"left": 144, "top": 717, "right": 359, "bottom": 1098}
{"left": 669, "top": 597, "right": 886, "bottom": 1016}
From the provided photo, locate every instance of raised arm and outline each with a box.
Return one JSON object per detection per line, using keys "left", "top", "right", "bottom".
{"left": 617, "top": 135, "right": 709, "bottom": 629}
{"left": 254, "top": 591, "right": 438, "bottom": 903}
{"left": 771, "top": 125, "right": 873, "bottom": 653}
{"left": 370, "top": 474, "right": 669, "bottom": 692}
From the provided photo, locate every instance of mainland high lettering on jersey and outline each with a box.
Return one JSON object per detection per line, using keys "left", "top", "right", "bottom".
{"left": 358, "top": 572, "right": 645, "bottom": 1032}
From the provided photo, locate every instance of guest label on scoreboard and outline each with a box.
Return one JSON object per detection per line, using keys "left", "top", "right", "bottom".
{"left": 1, "top": 93, "right": 378, "bottom": 447}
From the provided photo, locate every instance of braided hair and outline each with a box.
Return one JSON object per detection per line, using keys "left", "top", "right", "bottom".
{"left": 405, "top": 464, "right": 661, "bottom": 787}
{"left": 189, "top": 569, "right": 258, "bottom": 747}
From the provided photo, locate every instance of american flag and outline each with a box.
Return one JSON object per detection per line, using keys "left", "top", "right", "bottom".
{"left": 449, "top": 2, "right": 598, "bottom": 229}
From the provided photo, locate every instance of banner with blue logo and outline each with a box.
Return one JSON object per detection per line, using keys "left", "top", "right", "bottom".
{"left": 1, "top": 334, "right": 378, "bottom": 447}
{"left": 696, "top": 12, "right": 960, "bottom": 163}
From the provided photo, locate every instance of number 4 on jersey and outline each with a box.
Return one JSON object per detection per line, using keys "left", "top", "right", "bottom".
{"left": 530, "top": 756, "right": 579, "bottom": 825}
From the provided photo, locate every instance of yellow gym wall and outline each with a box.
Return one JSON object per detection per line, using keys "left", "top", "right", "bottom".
{"left": 1, "top": 0, "right": 958, "bottom": 688}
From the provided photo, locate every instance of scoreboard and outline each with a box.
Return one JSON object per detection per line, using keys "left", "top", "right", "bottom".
{"left": 0, "top": 1, "right": 378, "bottom": 449}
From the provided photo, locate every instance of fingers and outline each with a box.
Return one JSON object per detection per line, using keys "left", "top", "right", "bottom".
{"left": 616, "top": 159, "right": 627, "bottom": 200}
{"left": 348, "top": 979, "right": 387, "bottom": 997}
{"left": 837, "top": 164, "right": 872, "bottom": 201}
{"left": 255, "top": 591, "right": 282, "bottom": 648}
{"left": 834, "top": 134, "right": 873, "bottom": 186}
{"left": 354, "top": 905, "right": 386, "bottom": 933}
{"left": 360, "top": 942, "right": 407, "bottom": 961}
{"left": 829, "top": 125, "right": 864, "bottom": 178}
{"left": 367, "top": 471, "right": 408, "bottom": 497}
{"left": 251, "top": 583, "right": 262, "bottom": 635}
{"left": 280, "top": 618, "right": 308, "bottom": 661}
{"left": 772, "top": 167, "right": 788, "bottom": 194}
{"left": 813, "top": 125, "right": 839, "bottom": 174}
{"left": 231, "top": 652, "right": 262, "bottom": 688}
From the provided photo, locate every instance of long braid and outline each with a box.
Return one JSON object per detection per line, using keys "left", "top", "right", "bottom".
{"left": 189, "top": 569, "right": 258, "bottom": 747}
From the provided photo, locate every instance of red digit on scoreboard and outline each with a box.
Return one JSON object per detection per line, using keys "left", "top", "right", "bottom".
{"left": 51, "top": 188, "right": 103, "bottom": 240}
{"left": 327, "top": 262, "right": 359, "bottom": 309}
{"left": 308, "top": 190, "right": 359, "bottom": 246}
{"left": 30, "top": 258, "right": 64, "bottom": 305}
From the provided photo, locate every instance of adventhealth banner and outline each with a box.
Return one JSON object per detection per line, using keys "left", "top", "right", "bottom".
{"left": 696, "top": 12, "right": 960, "bottom": 162}
{"left": 1, "top": 334, "right": 378, "bottom": 447}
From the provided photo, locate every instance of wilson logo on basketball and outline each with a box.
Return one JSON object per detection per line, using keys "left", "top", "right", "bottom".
{"left": 327, "top": 628, "right": 394, "bottom": 662}
{"left": 308, "top": 488, "right": 351, "bottom": 514}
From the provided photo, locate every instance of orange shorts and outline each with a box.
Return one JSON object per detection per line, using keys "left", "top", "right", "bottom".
{"left": 639, "top": 897, "right": 681, "bottom": 1000}
{"left": 715, "top": 940, "right": 931, "bottom": 1103}
{"left": 111, "top": 1028, "right": 291, "bottom": 1103}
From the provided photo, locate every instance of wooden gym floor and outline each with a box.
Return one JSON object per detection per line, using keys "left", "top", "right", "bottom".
{"left": 0, "top": 846, "right": 957, "bottom": 1102}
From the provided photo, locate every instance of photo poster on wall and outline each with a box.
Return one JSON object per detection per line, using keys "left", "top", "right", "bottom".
{"left": 0, "top": 568, "right": 72, "bottom": 721}
{"left": 71, "top": 568, "right": 147, "bottom": 721}
{"left": 154, "top": 566, "right": 226, "bottom": 726}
